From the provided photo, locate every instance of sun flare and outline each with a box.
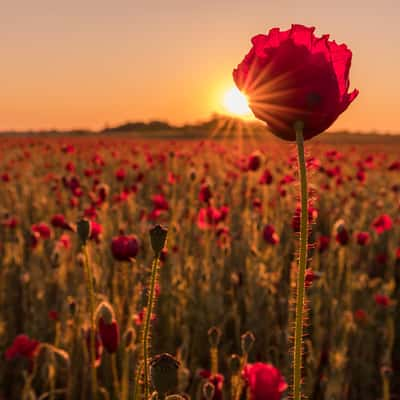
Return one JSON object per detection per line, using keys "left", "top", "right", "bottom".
{"left": 222, "top": 87, "right": 253, "bottom": 117}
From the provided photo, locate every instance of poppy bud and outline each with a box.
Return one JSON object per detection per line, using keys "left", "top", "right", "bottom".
{"left": 150, "top": 353, "right": 180, "bottom": 397}
{"left": 228, "top": 354, "right": 242, "bottom": 374}
{"left": 123, "top": 327, "right": 136, "bottom": 349}
{"left": 202, "top": 381, "right": 215, "bottom": 400}
{"left": 77, "top": 218, "right": 91, "bottom": 245}
{"left": 98, "top": 317, "right": 120, "bottom": 354}
{"left": 150, "top": 225, "right": 168, "bottom": 255}
{"left": 241, "top": 331, "right": 255, "bottom": 354}
{"left": 207, "top": 327, "right": 221, "bottom": 348}
{"left": 95, "top": 301, "right": 114, "bottom": 324}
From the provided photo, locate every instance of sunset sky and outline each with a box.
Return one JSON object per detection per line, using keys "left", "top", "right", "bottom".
{"left": 1, "top": 0, "right": 399, "bottom": 133}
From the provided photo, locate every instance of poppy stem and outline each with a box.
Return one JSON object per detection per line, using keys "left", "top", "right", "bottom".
{"left": 141, "top": 255, "right": 161, "bottom": 400}
{"left": 83, "top": 244, "right": 98, "bottom": 400}
{"left": 293, "top": 121, "right": 308, "bottom": 400}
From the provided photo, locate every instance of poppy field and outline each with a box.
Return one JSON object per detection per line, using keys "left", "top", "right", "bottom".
{"left": 0, "top": 133, "right": 399, "bottom": 400}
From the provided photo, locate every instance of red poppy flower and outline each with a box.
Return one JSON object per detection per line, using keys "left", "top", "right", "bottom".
{"left": 317, "top": 235, "right": 330, "bottom": 253}
{"left": 89, "top": 221, "right": 103, "bottom": 243}
{"left": 372, "top": 214, "right": 393, "bottom": 234}
{"left": 199, "top": 370, "right": 224, "bottom": 400}
{"left": 48, "top": 310, "right": 59, "bottom": 321}
{"left": 248, "top": 151, "right": 262, "bottom": 171}
{"left": 5, "top": 334, "right": 40, "bottom": 361}
{"left": 111, "top": 234, "right": 139, "bottom": 261}
{"left": 355, "top": 231, "right": 370, "bottom": 246}
{"left": 51, "top": 214, "right": 74, "bottom": 231}
{"left": 374, "top": 294, "right": 390, "bottom": 308}
{"left": 243, "top": 362, "right": 287, "bottom": 400}
{"left": 262, "top": 224, "right": 279, "bottom": 245}
{"left": 259, "top": 169, "right": 273, "bottom": 185}
{"left": 199, "top": 184, "right": 213, "bottom": 203}
{"left": 233, "top": 24, "right": 358, "bottom": 141}
{"left": 31, "top": 223, "right": 52, "bottom": 240}
{"left": 354, "top": 309, "right": 367, "bottom": 323}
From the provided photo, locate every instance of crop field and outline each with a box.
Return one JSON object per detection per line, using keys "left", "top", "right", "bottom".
{"left": 0, "top": 135, "right": 399, "bottom": 400}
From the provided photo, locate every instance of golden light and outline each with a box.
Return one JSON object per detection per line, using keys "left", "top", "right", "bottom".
{"left": 222, "top": 86, "right": 253, "bottom": 117}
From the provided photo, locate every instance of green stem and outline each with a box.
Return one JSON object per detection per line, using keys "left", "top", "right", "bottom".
{"left": 83, "top": 245, "right": 98, "bottom": 400}
{"left": 142, "top": 255, "right": 161, "bottom": 399}
{"left": 293, "top": 123, "right": 308, "bottom": 400}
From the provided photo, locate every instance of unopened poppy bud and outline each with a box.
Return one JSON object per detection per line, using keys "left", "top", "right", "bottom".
{"left": 95, "top": 301, "right": 114, "bottom": 324}
{"left": 208, "top": 327, "right": 221, "bottom": 348}
{"left": 77, "top": 218, "right": 91, "bottom": 245}
{"left": 150, "top": 353, "right": 180, "bottom": 397}
{"left": 202, "top": 381, "right": 215, "bottom": 400}
{"left": 98, "top": 317, "right": 120, "bottom": 354}
{"left": 228, "top": 354, "right": 242, "bottom": 374}
{"left": 149, "top": 225, "right": 168, "bottom": 255}
{"left": 241, "top": 331, "right": 255, "bottom": 354}
{"left": 123, "top": 327, "right": 136, "bottom": 348}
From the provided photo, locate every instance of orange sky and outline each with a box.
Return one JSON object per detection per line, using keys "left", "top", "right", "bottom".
{"left": 1, "top": 0, "right": 399, "bottom": 133}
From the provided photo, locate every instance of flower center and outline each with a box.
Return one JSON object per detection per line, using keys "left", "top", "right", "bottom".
{"left": 306, "top": 92, "right": 322, "bottom": 108}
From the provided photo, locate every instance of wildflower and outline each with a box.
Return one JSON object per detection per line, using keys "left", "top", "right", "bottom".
{"left": 242, "top": 362, "right": 287, "bottom": 400}
{"left": 372, "top": 214, "right": 393, "bottom": 234}
{"left": 5, "top": 334, "right": 40, "bottom": 362}
{"left": 233, "top": 24, "right": 358, "bottom": 140}
{"left": 111, "top": 234, "right": 139, "bottom": 261}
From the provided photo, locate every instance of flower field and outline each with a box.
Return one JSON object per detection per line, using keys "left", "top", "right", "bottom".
{"left": 0, "top": 135, "right": 399, "bottom": 399}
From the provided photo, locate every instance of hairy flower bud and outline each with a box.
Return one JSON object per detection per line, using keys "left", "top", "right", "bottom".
{"left": 123, "top": 327, "right": 136, "bottom": 349}
{"left": 208, "top": 327, "right": 221, "bottom": 348}
{"left": 149, "top": 225, "right": 168, "bottom": 255}
{"left": 95, "top": 301, "right": 114, "bottom": 324}
{"left": 241, "top": 331, "right": 255, "bottom": 354}
{"left": 202, "top": 381, "right": 215, "bottom": 400}
{"left": 228, "top": 354, "right": 242, "bottom": 375}
{"left": 76, "top": 218, "right": 91, "bottom": 245}
{"left": 150, "top": 353, "right": 180, "bottom": 397}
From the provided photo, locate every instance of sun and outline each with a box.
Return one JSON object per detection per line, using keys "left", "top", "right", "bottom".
{"left": 222, "top": 86, "right": 253, "bottom": 117}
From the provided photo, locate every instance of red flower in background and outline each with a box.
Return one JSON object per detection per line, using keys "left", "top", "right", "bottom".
{"left": 111, "top": 234, "right": 139, "bottom": 261}
{"left": 51, "top": 214, "right": 74, "bottom": 231}
{"left": 233, "top": 24, "right": 358, "bottom": 141}
{"left": 262, "top": 224, "right": 280, "bottom": 245}
{"left": 372, "top": 214, "right": 393, "bottom": 234}
{"left": 199, "top": 370, "right": 224, "bottom": 400}
{"left": 5, "top": 334, "right": 40, "bottom": 361}
{"left": 199, "top": 184, "right": 213, "bottom": 203}
{"left": 248, "top": 151, "right": 262, "bottom": 171}
{"left": 48, "top": 310, "right": 59, "bottom": 321}
{"left": 317, "top": 235, "right": 330, "bottom": 253}
{"left": 374, "top": 294, "right": 390, "bottom": 308}
{"left": 259, "top": 168, "right": 273, "bottom": 185}
{"left": 89, "top": 221, "right": 103, "bottom": 243}
{"left": 31, "top": 223, "right": 51, "bottom": 239}
{"left": 354, "top": 309, "right": 367, "bottom": 323}
{"left": 243, "top": 362, "right": 287, "bottom": 400}
{"left": 355, "top": 231, "right": 370, "bottom": 246}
